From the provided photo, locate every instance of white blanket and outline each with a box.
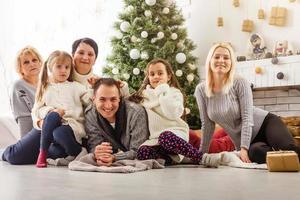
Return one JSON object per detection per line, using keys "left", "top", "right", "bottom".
{"left": 221, "top": 151, "right": 267, "bottom": 169}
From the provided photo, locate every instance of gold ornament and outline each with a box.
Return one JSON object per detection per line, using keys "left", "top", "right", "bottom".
{"left": 255, "top": 67, "right": 263, "bottom": 74}
{"left": 242, "top": 19, "right": 254, "bottom": 32}
{"left": 233, "top": 0, "right": 239, "bottom": 7}
{"left": 289, "top": 0, "right": 296, "bottom": 2}
{"left": 258, "top": 9, "right": 265, "bottom": 19}
{"left": 217, "top": 17, "right": 224, "bottom": 27}
{"left": 269, "top": 7, "right": 287, "bottom": 26}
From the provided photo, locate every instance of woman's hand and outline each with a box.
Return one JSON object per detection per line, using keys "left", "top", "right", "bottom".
{"left": 87, "top": 76, "right": 100, "bottom": 88}
{"left": 52, "top": 108, "right": 65, "bottom": 117}
{"left": 239, "top": 147, "right": 252, "bottom": 163}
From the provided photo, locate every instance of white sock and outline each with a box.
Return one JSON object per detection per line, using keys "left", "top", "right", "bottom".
{"left": 201, "top": 153, "right": 222, "bottom": 168}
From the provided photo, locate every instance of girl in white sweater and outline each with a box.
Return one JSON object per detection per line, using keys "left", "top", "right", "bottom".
{"left": 131, "top": 58, "right": 218, "bottom": 166}
{"left": 33, "top": 51, "right": 90, "bottom": 168}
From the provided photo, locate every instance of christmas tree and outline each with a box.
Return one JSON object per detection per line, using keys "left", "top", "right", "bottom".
{"left": 103, "top": 0, "right": 200, "bottom": 129}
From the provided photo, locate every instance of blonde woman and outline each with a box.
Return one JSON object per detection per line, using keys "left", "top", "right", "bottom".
{"left": 195, "top": 43, "right": 300, "bottom": 164}
{"left": 11, "top": 46, "right": 43, "bottom": 137}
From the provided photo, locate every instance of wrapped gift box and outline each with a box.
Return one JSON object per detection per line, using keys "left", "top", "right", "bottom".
{"left": 267, "top": 151, "right": 300, "bottom": 172}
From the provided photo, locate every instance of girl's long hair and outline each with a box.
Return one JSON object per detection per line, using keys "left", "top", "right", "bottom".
{"left": 205, "top": 43, "right": 236, "bottom": 97}
{"left": 35, "top": 50, "right": 74, "bottom": 102}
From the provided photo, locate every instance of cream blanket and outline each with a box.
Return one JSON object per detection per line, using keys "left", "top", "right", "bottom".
{"left": 68, "top": 153, "right": 165, "bottom": 173}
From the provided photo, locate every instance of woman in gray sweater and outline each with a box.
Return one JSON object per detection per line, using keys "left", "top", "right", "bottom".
{"left": 195, "top": 42, "right": 300, "bottom": 164}
{"left": 10, "top": 46, "right": 43, "bottom": 137}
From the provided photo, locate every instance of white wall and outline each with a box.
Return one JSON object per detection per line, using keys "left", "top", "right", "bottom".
{"left": 187, "top": 0, "right": 300, "bottom": 66}
{"left": 0, "top": 0, "right": 299, "bottom": 114}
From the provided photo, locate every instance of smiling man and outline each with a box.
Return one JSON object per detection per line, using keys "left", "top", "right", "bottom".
{"left": 85, "top": 78, "right": 149, "bottom": 166}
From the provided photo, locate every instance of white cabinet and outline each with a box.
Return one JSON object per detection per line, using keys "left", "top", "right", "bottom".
{"left": 236, "top": 55, "right": 300, "bottom": 88}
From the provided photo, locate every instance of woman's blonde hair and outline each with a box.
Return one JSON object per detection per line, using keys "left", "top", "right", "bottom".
{"left": 205, "top": 43, "right": 236, "bottom": 97}
{"left": 16, "top": 46, "right": 43, "bottom": 78}
{"left": 35, "top": 50, "right": 74, "bottom": 102}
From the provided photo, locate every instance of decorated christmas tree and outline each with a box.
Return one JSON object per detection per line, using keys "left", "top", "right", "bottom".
{"left": 103, "top": 0, "right": 200, "bottom": 129}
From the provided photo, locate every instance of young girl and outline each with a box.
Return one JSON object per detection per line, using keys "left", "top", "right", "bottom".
{"left": 131, "top": 58, "right": 220, "bottom": 166}
{"left": 33, "top": 50, "right": 90, "bottom": 168}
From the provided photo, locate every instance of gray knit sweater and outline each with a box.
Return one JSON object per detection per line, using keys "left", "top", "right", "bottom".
{"left": 85, "top": 100, "right": 150, "bottom": 161}
{"left": 10, "top": 79, "right": 35, "bottom": 137}
{"left": 194, "top": 77, "right": 268, "bottom": 153}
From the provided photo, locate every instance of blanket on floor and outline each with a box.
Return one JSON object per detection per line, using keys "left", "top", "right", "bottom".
{"left": 68, "top": 153, "right": 165, "bottom": 173}
{"left": 221, "top": 151, "right": 267, "bottom": 170}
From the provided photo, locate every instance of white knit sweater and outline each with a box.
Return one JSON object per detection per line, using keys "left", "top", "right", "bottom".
{"left": 31, "top": 81, "right": 90, "bottom": 143}
{"left": 141, "top": 83, "right": 189, "bottom": 146}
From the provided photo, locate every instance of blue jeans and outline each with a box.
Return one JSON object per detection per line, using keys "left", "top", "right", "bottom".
{"left": 2, "top": 128, "right": 66, "bottom": 164}
{"left": 3, "top": 112, "right": 82, "bottom": 165}
{"left": 40, "top": 112, "right": 81, "bottom": 156}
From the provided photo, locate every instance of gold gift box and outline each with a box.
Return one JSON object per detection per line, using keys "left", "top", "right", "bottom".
{"left": 269, "top": 7, "right": 287, "bottom": 26}
{"left": 242, "top": 19, "right": 254, "bottom": 32}
{"left": 267, "top": 151, "right": 300, "bottom": 172}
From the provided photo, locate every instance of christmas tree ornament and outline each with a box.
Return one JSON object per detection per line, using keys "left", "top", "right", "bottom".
{"left": 145, "top": 0, "right": 156, "bottom": 6}
{"left": 177, "top": 41, "right": 184, "bottom": 49}
{"left": 276, "top": 72, "right": 284, "bottom": 80}
{"left": 162, "top": 7, "right": 170, "bottom": 14}
{"left": 133, "top": 68, "right": 140, "bottom": 75}
{"left": 115, "top": 31, "right": 123, "bottom": 39}
{"left": 112, "top": 68, "right": 119, "bottom": 75}
{"left": 126, "top": 5, "right": 134, "bottom": 13}
{"left": 136, "top": 38, "right": 142, "bottom": 42}
{"left": 188, "top": 63, "right": 197, "bottom": 70}
{"left": 233, "top": 0, "right": 239, "bottom": 7}
{"left": 171, "top": 33, "right": 178, "bottom": 40}
{"left": 217, "top": 17, "right": 224, "bottom": 27}
{"left": 176, "top": 53, "right": 186, "bottom": 64}
{"left": 151, "top": 38, "right": 157, "bottom": 43}
{"left": 141, "top": 51, "right": 149, "bottom": 60}
{"left": 141, "top": 31, "right": 148, "bottom": 38}
{"left": 144, "top": 10, "right": 152, "bottom": 17}
{"left": 157, "top": 32, "right": 164, "bottom": 39}
{"left": 185, "top": 108, "right": 191, "bottom": 115}
{"left": 123, "top": 73, "right": 130, "bottom": 80}
{"left": 187, "top": 74, "right": 194, "bottom": 82}
{"left": 175, "top": 70, "right": 183, "bottom": 77}
{"left": 129, "top": 49, "right": 140, "bottom": 59}
{"left": 131, "top": 35, "right": 138, "bottom": 43}
{"left": 120, "top": 21, "right": 130, "bottom": 32}
{"left": 163, "top": 0, "right": 174, "bottom": 7}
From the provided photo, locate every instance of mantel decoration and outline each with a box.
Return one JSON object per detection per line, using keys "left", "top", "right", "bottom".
{"left": 273, "top": 41, "right": 294, "bottom": 57}
{"left": 217, "top": 0, "right": 224, "bottom": 27}
{"left": 242, "top": 1, "right": 254, "bottom": 32}
{"left": 233, "top": 0, "right": 239, "bottom": 7}
{"left": 257, "top": 0, "right": 265, "bottom": 19}
{"left": 269, "top": 7, "right": 287, "bottom": 26}
{"left": 248, "top": 33, "right": 267, "bottom": 59}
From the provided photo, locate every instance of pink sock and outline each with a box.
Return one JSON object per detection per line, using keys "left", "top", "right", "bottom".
{"left": 36, "top": 150, "right": 48, "bottom": 168}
